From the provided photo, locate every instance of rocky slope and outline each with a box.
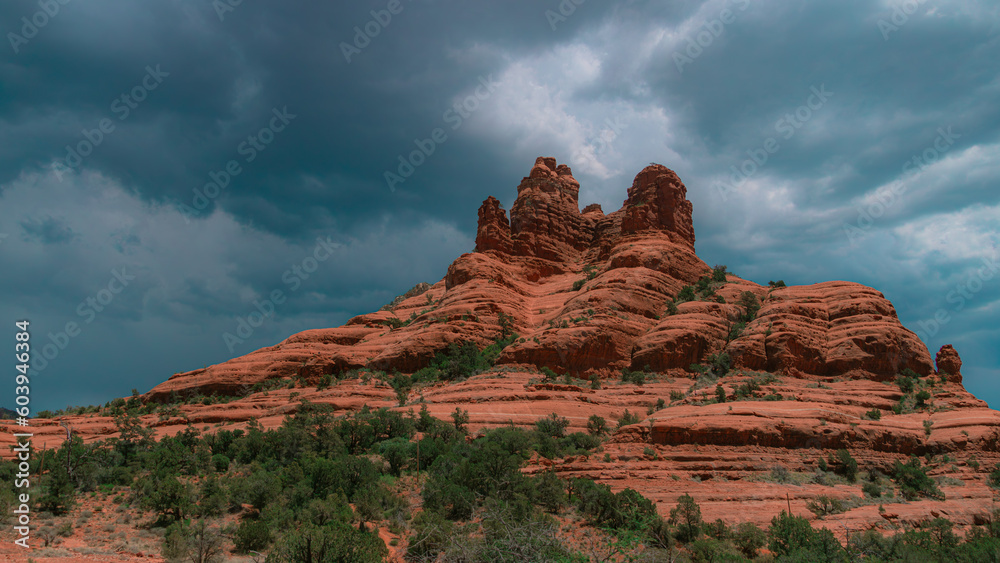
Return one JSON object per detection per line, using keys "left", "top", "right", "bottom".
{"left": 7, "top": 157, "right": 999, "bottom": 534}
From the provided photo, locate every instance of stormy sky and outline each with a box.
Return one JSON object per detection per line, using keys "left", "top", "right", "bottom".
{"left": 1, "top": 0, "right": 998, "bottom": 411}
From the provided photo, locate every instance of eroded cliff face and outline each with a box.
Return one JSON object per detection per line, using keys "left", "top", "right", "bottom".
{"left": 14, "top": 157, "right": 996, "bottom": 533}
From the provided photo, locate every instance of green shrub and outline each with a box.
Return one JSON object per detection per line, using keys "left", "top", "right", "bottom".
{"left": 37, "top": 464, "right": 75, "bottom": 515}
{"left": 708, "top": 352, "right": 731, "bottom": 377}
{"left": 733, "top": 521, "right": 766, "bottom": 558}
{"left": 676, "top": 285, "right": 696, "bottom": 303}
{"left": 712, "top": 265, "right": 728, "bottom": 282}
{"left": 586, "top": 415, "right": 607, "bottom": 436}
{"left": 897, "top": 373, "right": 917, "bottom": 393}
{"left": 234, "top": 519, "right": 271, "bottom": 553}
{"left": 615, "top": 409, "right": 640, "bottom": 430}
{"left": 451, "top": 408, "right": 470, "bottom": 433}
{"left": 534, "top": 471, "right": 566, "bottom": 513}
{"left": 666, "top": 300, "right": 679, "bottom": 316}
{"left": 863, "top": 481, "right": 882, "bottom": 498}
{"left": 407, "top": 511, "right": 453, "bottom": 561}
{"left": 738, "top": 291, "right": 761, "bottom": 323}
{"left": 689, "top": 537, "right": 739, "bottom": 560}
{"left": 162, "top": 520, "right": 224, "bottom": 563}
{"left": 769, "top": 465, "right": 793, "bottom": 484}
{"left": 378, "top": 437, "right": 413, "bottom": 476}
{"left": 668, "top": 493, "right": 703, "bottom": 543}
{"left": 893, "top": 456, "right": 943, "bottom": 500}
{"left": 210, "top": 453, "right": 230, "bottom": 473}
{"left": 865, "top": 408, "right": 882, "bottom": 421}
{"left": 535, "top": 413, "right": 570, "bottom": 439}
{"left": 926, "top": 517, "right": 960, "bottom": 551}
{"left": 317, "top": 373, "right": 333, "bottom": 389}
{"left": 540, "top": 366, "right": 558, "bottom": 381}
{"left": 916, "top": 389, "right": 932, "bottom": 407}
{"left": 138, "top": 473, "right": 194, "bottom": 523}
{"left": 806, "top": 495, "right": 846, "bottom": 517}
{"left": 734, "top": 378, "right": 760, "bottom": 399}
{"left": 705, "top": 518, "right": 729, "bottom": 540}
{"left": 989, "top": 465, "right": 1000, "bottom": 489}
{"left": 273, "top": 521, "right": 386, "bottom": 563}
{"left": 715, "top": 384, "right": 727, "bottom": 403}
{"left": 574, "top": 479, "right": 660, "bottom": 533}
{"left": 833, "top": 449, "right": 858, "bottom": 482}
{"left": 728, "top": 320, "right": 746, "bottom": 341}
{"left": 621, "top": 368, "right": 648, "bottom": 385}
{"left": 767, "top": 511, "right": 817, "bottom": 556}
{"left": 695, "top": 276, "right": 711, "bottom": 293}
{"left": 768, "top": 280, "right": 786, "bottom": 288}
{"left": 434, "top": 342, "right": 491, "bottom": 381}
{"left": 477, "top": 505, "right": 577, "bottom": 561}
{"left": 197, "top": 476, "right": 226, "bottom": 517}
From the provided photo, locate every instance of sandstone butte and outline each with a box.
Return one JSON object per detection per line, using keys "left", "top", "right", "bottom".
{"left": 6, "top": 157, "right": 1000, "bottom": 540}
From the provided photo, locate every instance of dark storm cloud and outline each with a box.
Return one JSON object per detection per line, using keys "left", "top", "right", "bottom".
{"left": 2, "top": 0, "right": 632, "bottom": 238}
{"left": 19, "top": 214, "right": 77, "bottom": 244}
{"left": 0, "top": 0, "right": 998, "bottom": 409}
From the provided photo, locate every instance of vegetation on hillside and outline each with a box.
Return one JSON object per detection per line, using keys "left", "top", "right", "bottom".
{"left": 4, "top": 392, "right": 999, "bottom": 562}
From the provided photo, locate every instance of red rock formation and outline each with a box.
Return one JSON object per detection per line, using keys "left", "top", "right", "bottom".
{"left": 506, "top": 156, "right": 592, "bottom": 262}
{"left": 6, "top": 157, "right": 999, "bottom": 536}
{"left": 141, "top": 158, "right": 939, "bottom": 398}
{"left": 729, "top": 281, "right": 933, "bottom": 378}
{"left": 474, "top": 196, "right": 512, "bottom": 254}
{"left": 936, "top": 344, "right": 963, "bottom": 383}
{"left": 619, "top": 164, "right": 696, "bottom": 247}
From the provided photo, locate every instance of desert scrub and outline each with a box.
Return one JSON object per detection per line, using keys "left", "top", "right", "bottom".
{"left": 806, "top": 495, "right": 846, "bottom": 518}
